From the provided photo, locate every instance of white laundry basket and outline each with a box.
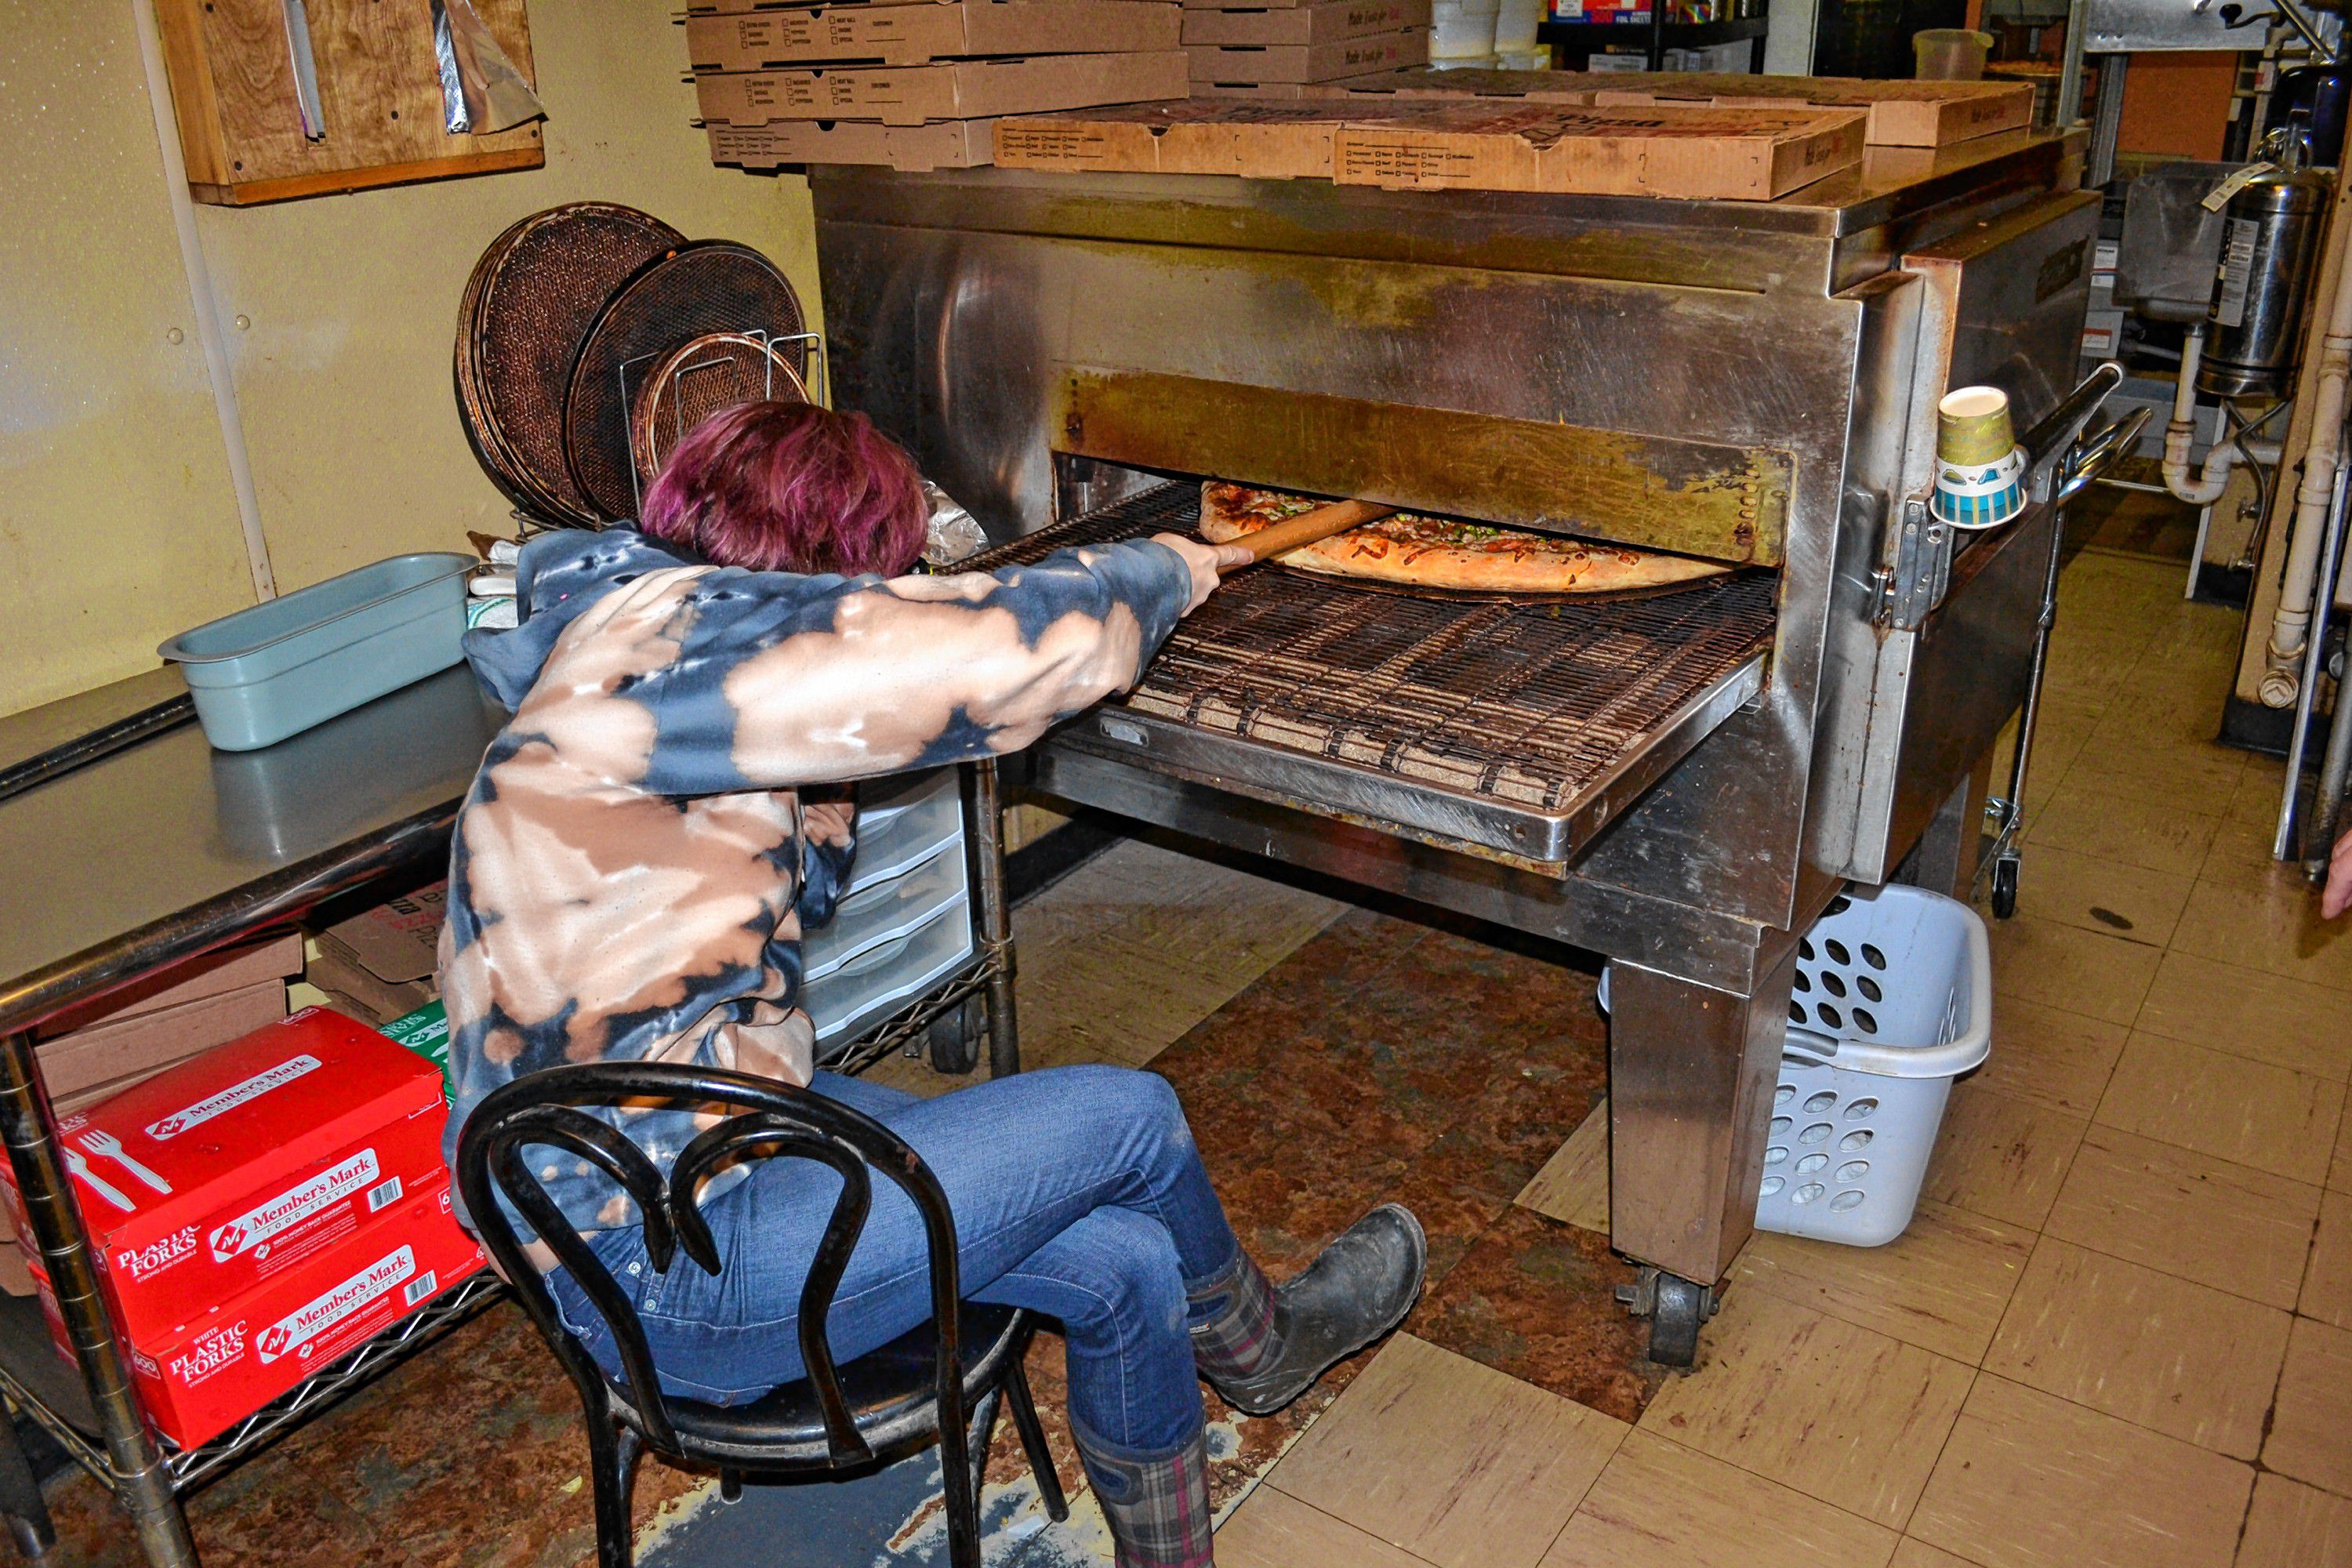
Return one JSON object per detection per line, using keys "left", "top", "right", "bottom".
{"left": 1598, "top": 882, "right": 1991, "bottom": 1247}
{"left": 1762, "top": 884, "right": 1991, "bottom": 1245}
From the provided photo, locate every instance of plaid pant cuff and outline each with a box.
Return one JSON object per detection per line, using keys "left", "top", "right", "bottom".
{"left": 1185, "top": 1250, "right": 1279, "bottom": 1382}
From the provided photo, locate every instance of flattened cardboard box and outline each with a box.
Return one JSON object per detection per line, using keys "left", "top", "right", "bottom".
{"left": 1182, "top": 0, "right": 1428, "bottom": 47}
{"left": 36, "top": 978, "right": 285, "bottom": 1099}
{"left": 999, "top": 100, "right": 1371, "bottom": 176}
{"left": 321, "top": 882, "right": 445, "bottom": 986}
{"left": 34, "top": 935, "right": 301, "bottom": 1040}
{"left": 688, "top": 1, "right": 1180, "bottom": 70}
{"left": 1334, "top": 103, "right": 1864, "bottom": 200}
{"left": 1584, "top": 71, "right": 2031, "bottom": 146}
{"left": 1302, "top": 64, "right": 1595, "bottom": 102}
{"left": 697, "top": 50, "right": 1191, "bottom": 124}
{"left": 710, "top": 118, "right": 999, "bottom": 167}
{"left": 1187, "top": 30, "right": 1425, "bottom": 84}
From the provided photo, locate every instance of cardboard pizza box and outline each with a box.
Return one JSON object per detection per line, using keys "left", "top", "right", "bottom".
{"left": 1181, "top": 0, "right": 1428, "bottom": 47}
{"left": 1333, "top": 101, "right": 1864, "bottom": 200}
{"left": 1300, "top": 64, "right": 1595, "bottom": 102}
{"left": 52, "top": 1176, "right": 487, "bottom": 1450}
{"left": 318, "top": 884, "right": 446, "bottom": 988}
{"left": 1000, "top": 99, "right": 1373, "bottom": 177}
{"left": 35, "top": 978, "right": 287, "bottom": 1100}
{"left": 33, "top": 935, "right": 301, "bottom": 1040}
{"left": 710, "top": 117, "right": 1001, "bottom": 168}
{"left": 0, "top": 1009, "right": 448, "bottom": 1343}
{"left": 55, "top": 1062, "right": 178, "bottom": 1119}
{"left": 1186, "top": 29, "right": 1425, "bottom": 83}
{"left": 1584, "top": 72, "right": 2032, "bottom": 147}
{"left": 1191, "top": 78, "right": 1348, "bottom": 96}
{"left": 697, "top": 50, "right": 1192, "bottom": 125}
{"left": 688, "top": 0, "right": 1181, "bottom": 70}
{"left": 303, "top": 944, "right": 434, "bottom": 1027}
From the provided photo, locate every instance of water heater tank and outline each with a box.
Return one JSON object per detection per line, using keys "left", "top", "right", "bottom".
{"left": 2199, "top": 132, "right": 2333, "bottom": 399}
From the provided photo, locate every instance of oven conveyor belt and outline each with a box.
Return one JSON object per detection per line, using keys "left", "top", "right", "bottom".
{"left": 978, "top": 484, "right": 1778, "bottom": 863}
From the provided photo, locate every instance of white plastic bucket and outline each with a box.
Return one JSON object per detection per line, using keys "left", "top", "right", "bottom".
{"left": 1494, "top": 0, "right": 1546, "bottom": 50}
{"left": 1431, "top": 0, "right": 1502, "bottom": 58}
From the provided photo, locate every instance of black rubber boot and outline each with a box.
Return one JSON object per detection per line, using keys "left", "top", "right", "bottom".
{"left": 1203, "top": 1203, "right": 1425, "bottom": 1417}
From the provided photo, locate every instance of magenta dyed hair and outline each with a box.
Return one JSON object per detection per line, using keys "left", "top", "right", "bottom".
{"left": 638, "top": 401, "right": 929, "bottom": 577}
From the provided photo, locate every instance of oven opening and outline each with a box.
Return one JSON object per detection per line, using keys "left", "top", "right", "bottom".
{"left": 994, "top": 462, "right": 1780, "bottom": 869}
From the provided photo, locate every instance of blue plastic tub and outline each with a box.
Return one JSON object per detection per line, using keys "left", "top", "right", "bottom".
{"left": 160, "top": 554, "right": 475, "bottom": 752}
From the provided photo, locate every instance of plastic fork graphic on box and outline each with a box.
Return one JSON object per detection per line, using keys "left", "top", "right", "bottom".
{"left": 80, "top": 1129, "right": 171, "bottom": 1194}
{"left": 63, "top": 1150, "right": 134, "bottom": 1212}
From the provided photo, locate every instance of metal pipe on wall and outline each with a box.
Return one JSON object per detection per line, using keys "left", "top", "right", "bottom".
{"left": 2261, "top": 225, "right": 2352, "bottom": 708}
{"left": 131, "top": 0, "right": 277, "bottom": 604}
{"left": 2278, "top": 458, "right": 2351, "bottom": 858}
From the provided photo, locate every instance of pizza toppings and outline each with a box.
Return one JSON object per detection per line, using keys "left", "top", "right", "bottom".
{"left": 1199, "top": 481, "right": 1734, "bottom": 597}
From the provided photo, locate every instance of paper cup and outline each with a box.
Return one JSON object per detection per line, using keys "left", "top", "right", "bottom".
{"left": 1933, "top": 445, "right": 2027, "bottom": 528}
{"left": 1937, "top": 386, "right": 2015, "bottom": 468}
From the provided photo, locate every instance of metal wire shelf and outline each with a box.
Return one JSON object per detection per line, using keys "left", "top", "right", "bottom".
{"left": 0, "top": 949, "right": 996, "bottom": 1502}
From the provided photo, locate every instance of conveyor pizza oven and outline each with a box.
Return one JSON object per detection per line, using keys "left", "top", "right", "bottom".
{"left": 811, "top": 135, "right": 2094, "bottom": 1347}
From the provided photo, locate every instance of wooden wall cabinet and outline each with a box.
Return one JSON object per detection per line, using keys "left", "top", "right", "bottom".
{"left": 154, "top": 0, "right": 543, "bottom": 205}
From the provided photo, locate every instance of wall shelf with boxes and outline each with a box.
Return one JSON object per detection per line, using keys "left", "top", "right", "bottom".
{"left": 1537, "top": 13, "right": 1767, "bottom": 72}
{"left": 151, "top": 0, "right": 543, "bottom": 205}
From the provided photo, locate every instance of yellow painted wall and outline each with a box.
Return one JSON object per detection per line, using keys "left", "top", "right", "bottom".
{"left": 0, "top": 2, "right": 256, "bottom": 715}
{"left": 0, "top": 0, "right": 816, "bottom": 716}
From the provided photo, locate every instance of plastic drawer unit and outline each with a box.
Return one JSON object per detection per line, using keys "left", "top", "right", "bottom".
{"left": 159, "top": 554, "right": 474, "bottom": 752}
{"left": 803, "top": 768, "right": 976, "bottom": 1058}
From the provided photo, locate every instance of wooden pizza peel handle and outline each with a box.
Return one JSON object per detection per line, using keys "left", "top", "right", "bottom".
{"left": 1216, "top": 499, "right": 1398, "bottom": 568}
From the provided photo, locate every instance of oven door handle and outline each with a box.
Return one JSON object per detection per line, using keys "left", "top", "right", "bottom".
{"left": 2050, "top": 406, "right": 2154, "bottom": 508}
{"left": 2020, "top": 361, "right": 2126, "bottom": 503}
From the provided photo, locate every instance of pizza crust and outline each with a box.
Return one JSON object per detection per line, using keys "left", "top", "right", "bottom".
{"left": 1200, "top": 482, "right": 1733, "bottom": 597}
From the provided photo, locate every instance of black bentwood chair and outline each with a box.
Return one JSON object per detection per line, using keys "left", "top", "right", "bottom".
{"left": 454, "top": 1063, "right": 1068, "bottom": 1568}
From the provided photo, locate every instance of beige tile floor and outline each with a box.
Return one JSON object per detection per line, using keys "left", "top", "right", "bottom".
{"left": 1214, "top": 550, "right": 2352, "bottom": 1568}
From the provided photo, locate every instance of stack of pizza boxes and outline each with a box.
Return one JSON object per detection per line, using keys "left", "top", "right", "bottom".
{"left": 1181, "top": 0, "right": 1429, "bottom": 100}
{"left": 688, "top": 0, "right": 1193, "bottom": 172}
{"left": 1, "top": 1008, "right": 485, "bottom": 1448}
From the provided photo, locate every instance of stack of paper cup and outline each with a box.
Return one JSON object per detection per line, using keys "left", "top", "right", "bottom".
{"left": 1933, "top": 385, "right": 2027, "bottom": 529}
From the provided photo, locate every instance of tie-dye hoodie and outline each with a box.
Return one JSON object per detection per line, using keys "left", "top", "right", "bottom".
{"left": 439, "top": 525, "right": 1192, "bottom": 1233}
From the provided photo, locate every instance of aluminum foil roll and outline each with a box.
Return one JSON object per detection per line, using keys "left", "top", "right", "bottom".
{"left": 435, "top": 0, "right": 546, "bottom": 135}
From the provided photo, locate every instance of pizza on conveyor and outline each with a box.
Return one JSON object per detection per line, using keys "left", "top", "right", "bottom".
{"left": 1200, "top": 481, "right": 1734, "bottom": 596}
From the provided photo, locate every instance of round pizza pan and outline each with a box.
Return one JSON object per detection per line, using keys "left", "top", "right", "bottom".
{"left": 564, "top": 241, "right": 808, "bottom": 524}
{"left": 456, "top": 203, "right": 686, "bottom": 527}
{"left": 627, "top": 331, "right": 810, "bottom": 499}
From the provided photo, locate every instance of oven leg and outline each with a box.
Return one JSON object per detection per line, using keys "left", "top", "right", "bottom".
{"left": 970, "top": 760, "right": 1022, "bottom": 1077}
{"left": 1898, "top": 765, "right": 1991, "bottom": 905}
{"left": 0, "top": 1032, "right": 195, "bottom": 1567}
{"left": 1605, "top": 938, "right": 1801, "bottom": 1367}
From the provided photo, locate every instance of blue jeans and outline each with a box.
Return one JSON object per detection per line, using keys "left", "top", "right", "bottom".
{"left": 543, "top": 1065, "right": 1242, "bottom": 1457}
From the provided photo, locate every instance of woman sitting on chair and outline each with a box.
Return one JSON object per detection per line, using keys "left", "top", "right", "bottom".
{"left": 438, "top": 401, "right": 1424, "bottom": 1568}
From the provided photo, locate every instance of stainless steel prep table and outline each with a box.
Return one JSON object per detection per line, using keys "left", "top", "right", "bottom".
{"left": 0, "top": 665, "right": 1020, "bottom": 1566}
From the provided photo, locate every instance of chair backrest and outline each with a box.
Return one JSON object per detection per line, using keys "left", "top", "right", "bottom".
{"left": 454, "top": 1062, "right": 967, "bottom": 1464}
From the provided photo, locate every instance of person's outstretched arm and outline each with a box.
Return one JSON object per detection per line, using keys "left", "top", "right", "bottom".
{"left": 510, "top": 534, "right": 1240, "bottom": 799}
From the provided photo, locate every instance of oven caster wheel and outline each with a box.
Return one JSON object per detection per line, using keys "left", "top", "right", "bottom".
{"left": 926, "top": 995, "right": 986, "bottom": 1075}
{"left": 1990, "top": 855, "right": 2019, "bottom": 920}
{"left": 1616, "top": 1267, "right": 1719, "bottom": 1368}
